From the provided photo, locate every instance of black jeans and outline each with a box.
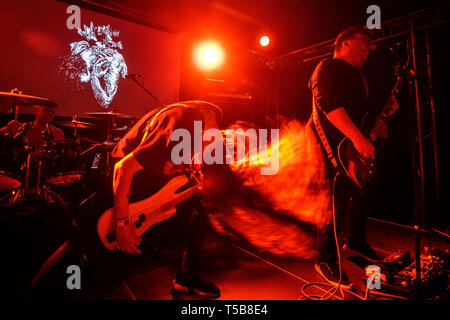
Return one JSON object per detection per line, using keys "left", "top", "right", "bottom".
{"left": 317, "top": 170, "right": 371, "bottom": 264}
{"left": 27, "top": 193, "right": 208, "bottom": 299}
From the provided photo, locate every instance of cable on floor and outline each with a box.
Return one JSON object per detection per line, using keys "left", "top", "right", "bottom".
{"left": 298, "top": 172, "right": 367, "bottom": 300}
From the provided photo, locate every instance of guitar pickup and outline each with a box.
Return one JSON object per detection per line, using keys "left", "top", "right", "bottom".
{"left": 106, "top": 231, "right": 116, "bottom": 243}
{"left": 135, "top": 214, "right": 146, "bottom": 228}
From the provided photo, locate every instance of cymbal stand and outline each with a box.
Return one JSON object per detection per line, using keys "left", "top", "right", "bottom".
{"left": 23, "top": 148, "right": 32, "bottom": 194}
{"left": 10, "top": 88, "right": 22, "bottom": 121}
{"left": 12, "top": 145, "right": 37, "bottom": 203}
{"left": 104, "top": 111, "right": 118, "bottom": 177}
{"left": 72, "top": 115, "right": 81, "bottom": 143}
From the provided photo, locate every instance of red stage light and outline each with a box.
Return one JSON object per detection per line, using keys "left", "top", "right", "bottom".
{"left": 259, "top": 35, "right": 270, "bottom": 47}
{"left": 193, "top": 41, "right": 224, "bottom": 71}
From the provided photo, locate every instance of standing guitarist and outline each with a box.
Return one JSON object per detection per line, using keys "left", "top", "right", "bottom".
{"left": 308, "top": 25, "right": 398, "bottom": 289}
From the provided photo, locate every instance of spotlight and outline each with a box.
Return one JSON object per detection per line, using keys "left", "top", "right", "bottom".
{"left": 259, "top": 35, "right": 270, "bottom": 47}
{"left": 194, "top": 41, "right": 224, "bottom": 71}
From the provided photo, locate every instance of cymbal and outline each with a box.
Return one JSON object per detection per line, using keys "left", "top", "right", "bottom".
{"left": 0, "top": 91, "right": 57, "bottom": 108}
{"left": 84, "top": 111, "right": 137, "bottom": 120}
{"left": 112, "top": 125, "right": 129, "bottom": 132}
{"left": 54, "top": 120, "right": 96, "bottom": 128}
{"left": 101, "top": 140, "right": 117, "bottom": 149}
{"left": 79, "top": 139, "right": 116, "bottom": 156}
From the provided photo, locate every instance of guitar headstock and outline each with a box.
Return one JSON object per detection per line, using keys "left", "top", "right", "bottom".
{"left": 386, "top": 60, "right": 412, "bottom": 116}
{"left": 384, "top": 96, "right": 400, "bottom": 117}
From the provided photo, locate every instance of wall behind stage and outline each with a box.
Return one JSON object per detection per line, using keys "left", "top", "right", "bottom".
{"left": 0, "top": 0, "right": 180, "bottom": 117}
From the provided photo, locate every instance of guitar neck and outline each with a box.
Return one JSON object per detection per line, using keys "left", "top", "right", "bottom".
{"left": 368, "top": 76, "right": 402, "bottom": 140}
{"left": 368, "top": 108, "right": 390, "bottom": 140}
{"left": 160, "top": 184, "right": 201, "bottom": 212}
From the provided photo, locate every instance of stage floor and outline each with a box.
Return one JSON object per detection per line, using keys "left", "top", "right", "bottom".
{"left": 1, "top": 201, "right": 448, "bottom": 301}
{"left": 103, "top": 218, "right": 450, "bottom": 300}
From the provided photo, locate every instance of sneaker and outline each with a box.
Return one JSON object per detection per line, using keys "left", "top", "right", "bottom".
{"left": 343, "top": 242, "right": 384, "bottom": 263}
{"left": 314, "top": 262, "right": 354, "bottom": 290}
{"left": 172, "top": 271, "right": 220, "bottom": 298}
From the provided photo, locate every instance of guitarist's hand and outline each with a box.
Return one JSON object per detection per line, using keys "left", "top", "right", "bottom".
{"left": 353, "top": 135, "right": 375, "bottom": 160}
{"left": 116, "top": 224, "right": 142, "bottom": 254}
{"left": 385, "top": 95, "right": 400, "bottom": 117}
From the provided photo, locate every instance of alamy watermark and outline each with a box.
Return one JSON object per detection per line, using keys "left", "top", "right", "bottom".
{"left": 366, "top": 265, "right": 381, "bottom": 289}
{"left": 66, "top": 5, "right": 81, "bottom": 30}
{"left": 170, "top": 121, "right": 279, "bottom": 175}
{"left": 366, "top": 5, "right": 381, "bottom": 30}
{"left": 66, "top": 265, "right": 81, "bottom": 290}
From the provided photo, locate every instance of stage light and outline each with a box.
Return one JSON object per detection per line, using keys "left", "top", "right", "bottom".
{"left": 260, "top": 35, "right": 270, "bottom": 47}
{"left": 202, "top": 47, "right": 219, "bottom": 64}
{"left": 194, "top": 41, "right": 224, "bottom": 71}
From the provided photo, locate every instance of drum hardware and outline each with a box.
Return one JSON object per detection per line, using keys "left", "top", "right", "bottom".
{"left": 41, "top": 185, "right": 71, "bottom": 216}
{"left": 0, "top": 89, "right": 57, "bottom": 120}
{"left": 0, "top": 189, "right": 16, "bottom": 205}
{"left": 86, "top": 111, "right": 121, "bottom": 144}
{"left": 24, "top": 149, "right": 31, "bottom": 193}
{"left": 0, "top": 93, "right": 84, "bottom": 228}
{"left": 99, "top": 140, "right": 116, "bottom": 178}
{"left": 112, "top": 125, "right": 129, "bottom": 132}
{"left": 84, "top": 109, "right": 136, "bottom": 140}
{"left": 0, "top": 170, "right": 22, "bottom": 192}
{"left": 101, "top": 140, "right": 117, "bottom": 150}
{"left": 54, "top": 116, "right": 96, "bottom": 144}
{"left": 43, "top": 139, "right": 85, "bottom": 187}
{"left": 84, "top": 111, "right": 138, "bottom": 120}
{"left": 52, "top": 117, "right": 97, "bottom": 186}
{"left": 53, "top": 118, "right": 96, "bottom": 129}
{"left": 80, "top": 143, "right": 100, "bottom": 157}
{"left": 80, "top": 139, "right": 116, "bottom": 156}
{"left": 0, "top": 133, "right": 24, "bottom": 203}
{"left": 80, "top": 137, "right": 101, "bottom": 145}
{"left": 79, "top": 139, "right": 117, "bottom": 178}
{"left": 0, "top": 125, "right": 81, "bottom": 210}
{"left": 78, "top": 191, "right": 97, "bottom": 208}
{"left": 2, "top": 140, "right": 44, "bottom": 204}
{"left": 84, "top": 109, "right": 133, "bottom": 177}
{"left": 2, "top": 101, "right": 133, "bottom": 218}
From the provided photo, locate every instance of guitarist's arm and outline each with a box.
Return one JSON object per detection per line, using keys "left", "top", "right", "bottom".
{"left": 325, "top": 107, "right": 375, "bottom": 159}
{"left": 113, "top": 153, "right": 144, "bottom": 254}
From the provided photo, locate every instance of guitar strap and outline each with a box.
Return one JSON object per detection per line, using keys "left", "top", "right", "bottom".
{"left": 312, "top": 97, "right": 338, "bottom": 168}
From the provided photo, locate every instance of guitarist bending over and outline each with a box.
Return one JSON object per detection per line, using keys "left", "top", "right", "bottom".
{"left": 111, "top": 101, "right": 223, "bottom": 298}
{"left": 28, "top": 101, "right": 223, "bottom": 299}
{"left": 308, "top": 25, "right": 398, "bottom": 289}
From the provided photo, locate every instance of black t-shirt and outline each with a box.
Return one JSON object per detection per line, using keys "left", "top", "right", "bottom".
{"left": 111, "top": 105, "right": 205, "bottom": 202}
{"left": 308, "top": 58, "right": 369, "bottom": 147}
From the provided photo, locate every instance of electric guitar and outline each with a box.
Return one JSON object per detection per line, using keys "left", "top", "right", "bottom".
{"left": 97, "top": 174, "right": 202, "bottom": 250}
{"left": 336, "top": 64, "right": 408, "bottom": 187}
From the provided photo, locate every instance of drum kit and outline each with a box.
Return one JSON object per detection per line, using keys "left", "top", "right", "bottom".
{"left": 0, "top": 90, "right": 137, "bottom": 218}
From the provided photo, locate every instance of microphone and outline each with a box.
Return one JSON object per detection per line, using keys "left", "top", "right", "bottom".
{"left": 125, "top": 73, "right": 142, "bottom": 79}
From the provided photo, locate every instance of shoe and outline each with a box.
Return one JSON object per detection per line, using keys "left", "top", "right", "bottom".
{"left": 171, "top": 271, "right": 220, "bottom": 298}
{"left": 314, "top": 262, "right": 354, "bottom": 290}
{"left": 343, "top": 242, "right": 384, "bottom": 263}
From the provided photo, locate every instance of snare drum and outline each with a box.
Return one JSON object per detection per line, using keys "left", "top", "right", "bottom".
{"left": 44, "top": 139, "right": 84, "bottom": 187}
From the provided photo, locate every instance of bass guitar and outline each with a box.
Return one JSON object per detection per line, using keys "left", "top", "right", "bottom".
{"left": 97, "top": 174, "right": 202, "bottom": 251}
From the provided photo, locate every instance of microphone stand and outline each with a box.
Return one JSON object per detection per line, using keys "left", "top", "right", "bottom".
{"left": 129, "top": 76, "right": 165, "bottom": 107}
